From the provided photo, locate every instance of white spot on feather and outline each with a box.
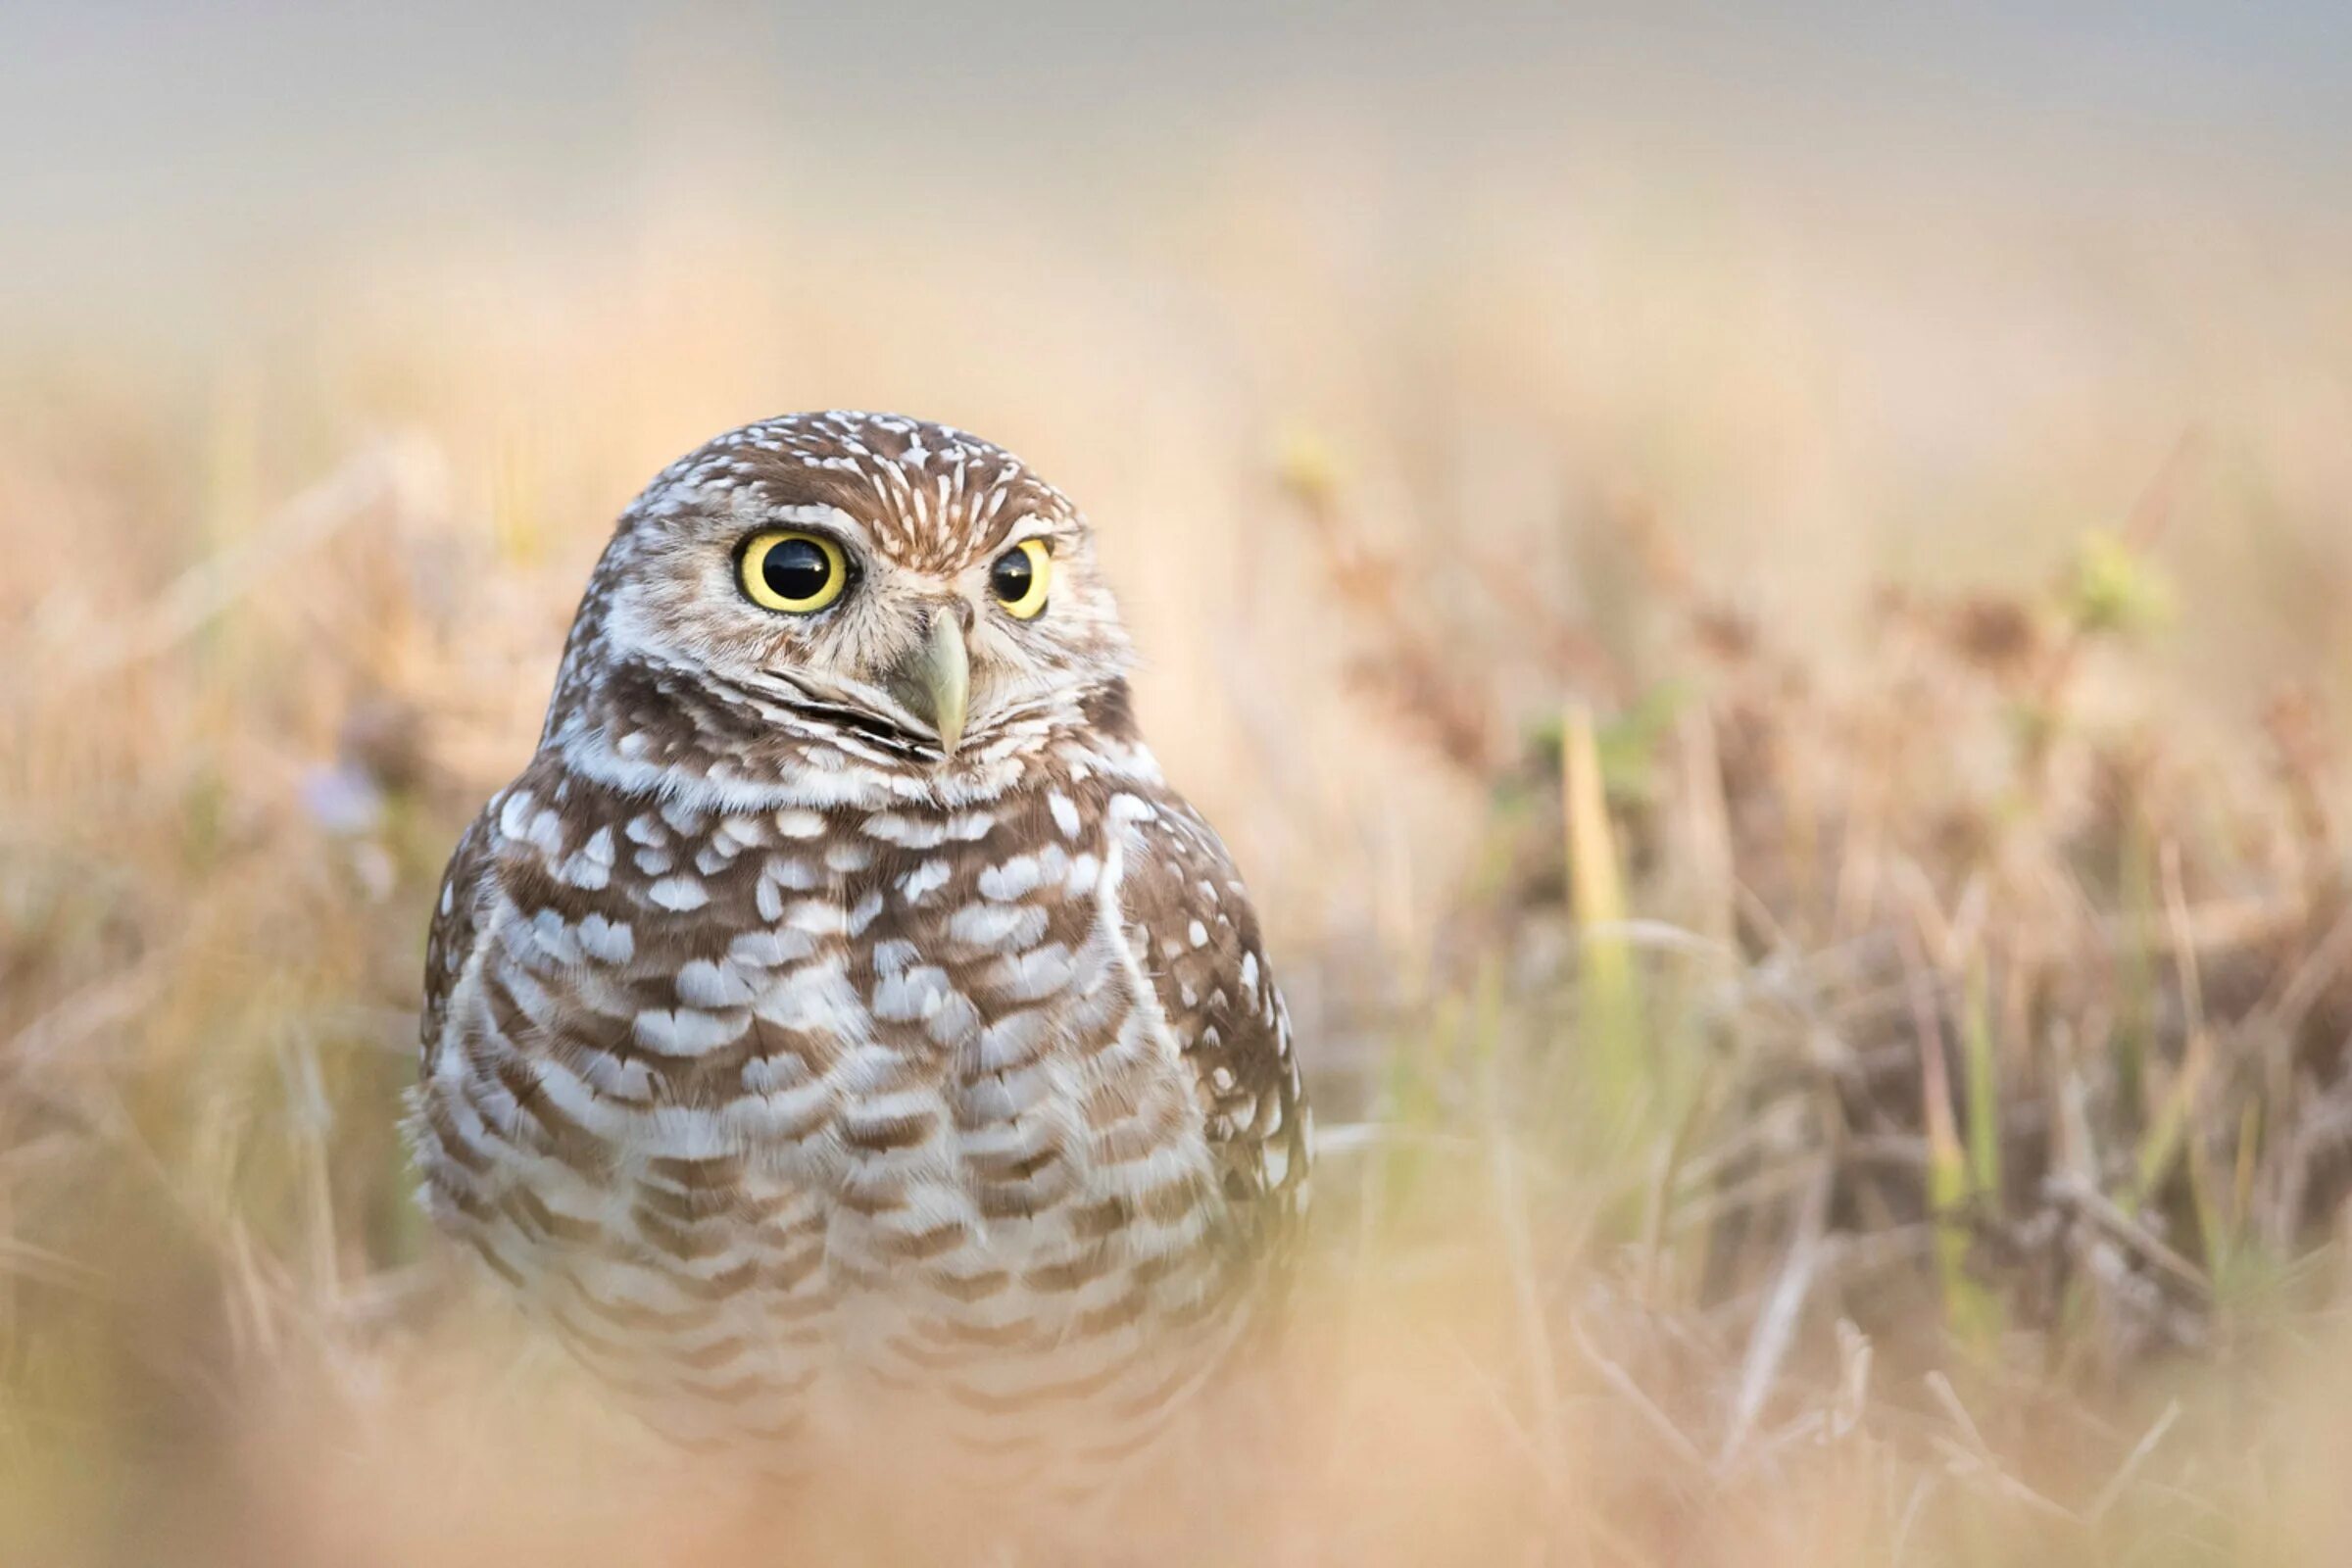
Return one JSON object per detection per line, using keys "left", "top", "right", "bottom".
{"left": 496, "top": 790, "right": 535, "bottom": 841}
{"left": 901, "top": 859, "right": 951, "bottom": 904}
{"left": 872, "top": 964, "right": 954, "bottom": 1022}
{"left": 863, "top": 811, "right": 946, "bottom": 849}
{"left": 633, "top": 1007, "right": 743, "bottom": 1056}
{"left": 987, "top": 943, "right": 1076, "bottom": 1002}
{"left": 579, "top": 913, "right": 635, "bottom": 963}
{"left": 677, "top": 958, "right": 760, "bottom": 1007}
{"left": 951, "top": 902, "right": 1047, "bottom": 949}
{"left": 729, "top": 928, "right": 814, "bottom": 967}
{"left": 978, "top": 856, "right": 1042, "bottom": 901}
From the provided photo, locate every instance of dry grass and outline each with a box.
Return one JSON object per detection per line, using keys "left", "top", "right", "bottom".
{"left": 7, "top": 171, "right": 2352, "bottom": 1565}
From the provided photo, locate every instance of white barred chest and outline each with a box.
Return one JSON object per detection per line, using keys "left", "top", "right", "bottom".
{"left": 416, "top": 765, "right": 1243, "bottom": 1453}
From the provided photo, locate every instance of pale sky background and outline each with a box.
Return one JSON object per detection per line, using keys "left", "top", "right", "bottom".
{"left": 5, "top": 2, "right": 2349, "bottom": 334}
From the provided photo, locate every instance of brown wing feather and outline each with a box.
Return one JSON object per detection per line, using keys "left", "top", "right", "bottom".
{"left": 418, "top": 806, "right": 498, "bottom": 1075}
{"left": 1120, "top": 788, "right": 1311, "bottom": 1239}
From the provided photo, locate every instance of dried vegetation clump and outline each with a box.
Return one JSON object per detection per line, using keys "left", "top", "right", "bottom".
{"left": 1289, "top": 436, "right": 2352, "bottom": 1562}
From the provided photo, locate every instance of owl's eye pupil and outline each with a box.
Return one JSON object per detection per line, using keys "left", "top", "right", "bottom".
{"left": 989, "top": 538, "right": 1054, "bottom": 619}
{"left": 763, "top": 539, "right": 832, "bottom": 602}
{"left": 990, "top": 550, "right": 1033, "bottom": 602}
{"left": 739, "top": 529, "right": 850, "bottom": 613}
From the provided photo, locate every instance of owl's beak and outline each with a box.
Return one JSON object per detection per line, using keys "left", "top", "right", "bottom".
{"left": 890, "top": 608, "right": 969, "bottom": 757}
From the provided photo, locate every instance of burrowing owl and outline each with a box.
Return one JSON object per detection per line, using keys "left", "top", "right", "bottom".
{"left": 411, "top": 412, "right": 1309, "bottom": 1487}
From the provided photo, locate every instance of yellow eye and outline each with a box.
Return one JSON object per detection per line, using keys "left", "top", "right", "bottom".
{"left": 738, "top": 530, "right": 850, "bottom": 613}
{"left": 990, "top": 538, "right": 1053, "bottom": 619}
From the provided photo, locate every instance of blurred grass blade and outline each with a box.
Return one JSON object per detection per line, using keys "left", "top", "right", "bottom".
{"left": 1562, "top": 702, "right": 1644, "bottom": 1131}
{"left": 1962, "top": 958, "right": 2001, "bottom": 1207}
{"left": 1912, "top": 936, "right": 2001, "bottom": 1346}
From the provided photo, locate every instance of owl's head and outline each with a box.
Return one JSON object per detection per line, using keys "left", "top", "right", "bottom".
{"left": 550, "top": 413, "right": 1137, "bottom": 782}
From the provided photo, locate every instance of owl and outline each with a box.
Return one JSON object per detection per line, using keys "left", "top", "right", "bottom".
{"left": 410, "top": 412, "right": 1310, "bottom": 1494}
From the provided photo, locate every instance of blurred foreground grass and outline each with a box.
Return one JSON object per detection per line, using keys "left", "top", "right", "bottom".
{"left": 5, "top": 182, "right": 2352, "bottom": 1564}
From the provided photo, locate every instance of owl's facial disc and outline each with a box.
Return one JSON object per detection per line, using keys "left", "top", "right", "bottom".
{"left": 573, "top": 410, "right": 1155, "bottom": 772}
{"left": 630, "top": 500, "right": 1119, "bottom": 763}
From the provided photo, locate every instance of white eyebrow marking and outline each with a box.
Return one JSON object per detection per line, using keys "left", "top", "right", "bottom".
{"left": 750, "top": 499, "right": 875, "bottom": 552}
{"left": 1000, "top": 513, "right": 1057, "bottom": 547}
